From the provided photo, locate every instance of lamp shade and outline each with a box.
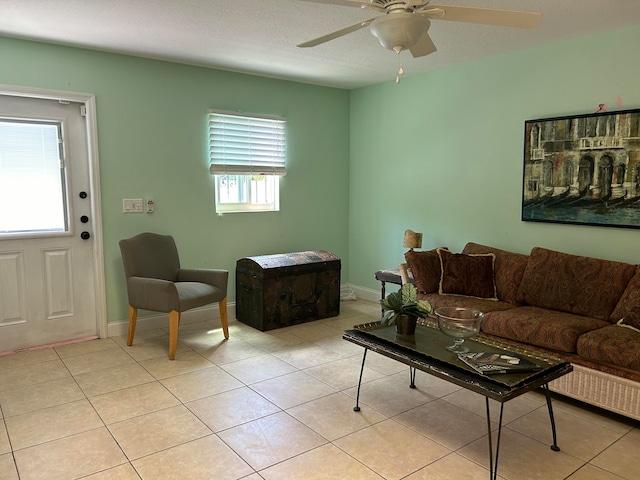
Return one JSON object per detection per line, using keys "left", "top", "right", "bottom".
{"left": 403, "top": 229, "right": 423, "bottom": 249}
{"left": 370, "top": 12, "right": 430, "bottom": 52}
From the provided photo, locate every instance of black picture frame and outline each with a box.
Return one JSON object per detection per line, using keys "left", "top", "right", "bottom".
{"left": 522, "top": 108, "right": 640, "bottom": 229}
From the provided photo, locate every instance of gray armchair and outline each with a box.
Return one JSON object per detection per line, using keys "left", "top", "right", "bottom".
{"left": 119, "top": 232, "right": 229, "bottom": 360}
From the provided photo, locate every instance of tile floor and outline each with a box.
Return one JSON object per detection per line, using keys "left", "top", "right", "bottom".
{"left": 0, "top": 299, "right": 639, "bottom": 480}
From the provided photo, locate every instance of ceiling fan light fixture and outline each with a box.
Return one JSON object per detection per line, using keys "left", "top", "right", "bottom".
{"left": 370, "top": 12, "right": 429, "bottom": 52}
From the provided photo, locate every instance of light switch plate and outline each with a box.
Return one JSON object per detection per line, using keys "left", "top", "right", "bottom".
{"left": 123, "top": 198, "right": 143, "bottom": 213}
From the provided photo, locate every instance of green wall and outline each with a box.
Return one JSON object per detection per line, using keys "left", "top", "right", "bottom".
{"left": 349, "top": 25, "right": 640, "bottom": 291}
{"left": 0, "top": 37, "right": 351, "bottom": 323}
{"left": 3, "top": 23, "right": 640, "bottom": 320}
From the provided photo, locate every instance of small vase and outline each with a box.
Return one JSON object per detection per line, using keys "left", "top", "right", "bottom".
{"left": 395, "top": 314, "right": 418, "bottom": 335}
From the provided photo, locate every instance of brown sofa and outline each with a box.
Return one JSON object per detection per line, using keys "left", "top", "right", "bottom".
{"left": 404, "top": 242, "right": 640, "bottom": 421}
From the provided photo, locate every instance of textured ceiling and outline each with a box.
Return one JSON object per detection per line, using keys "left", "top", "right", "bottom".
{"left": 1, "top": 0, "right": 640, "bottom": 89}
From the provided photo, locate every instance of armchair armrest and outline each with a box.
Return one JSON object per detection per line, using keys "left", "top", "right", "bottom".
{"left": 178, "top": 268, "right": 229, "bottom": 296}
{"left": 127, "top": 276, "right": 179, "bottom": 312}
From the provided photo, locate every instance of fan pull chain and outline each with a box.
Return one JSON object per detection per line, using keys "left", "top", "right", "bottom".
{"left": 396, "top": 64, "right": 404, "bottom": 83}
{"left": 394, "top": 47, "right": 405, "bottom": 84}
{"left": 396, "top": 64, "right": 405, "bottom": 84}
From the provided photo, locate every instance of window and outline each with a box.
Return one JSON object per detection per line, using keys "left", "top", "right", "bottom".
{"left": 0, "top": 119, "right": 68, "bottom": 234}
{"left": 208, "top": 111, "right": 286, "bottom": 213}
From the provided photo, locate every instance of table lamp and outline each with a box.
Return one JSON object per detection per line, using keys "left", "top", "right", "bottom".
{"left": 403, "top": 229, "right": 423, "bottom": 251}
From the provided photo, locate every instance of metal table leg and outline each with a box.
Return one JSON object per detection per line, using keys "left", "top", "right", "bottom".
{"left": 484, "top": 385, "right": 560, "bottom": 479}
{"left": 353, "top": 348, "right": 368, "bottom": 412}
{"left": 541, "top": 384, "right": 560, "bottom": 451}
{"left": 485, "top": 397, "right": 505, "bottom": 480}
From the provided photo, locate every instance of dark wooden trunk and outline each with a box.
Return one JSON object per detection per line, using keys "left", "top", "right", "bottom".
{"left": 236, "top": 251, "right": 341, "bottom": 331}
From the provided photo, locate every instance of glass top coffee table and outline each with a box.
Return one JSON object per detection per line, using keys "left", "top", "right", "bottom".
{"left": 343, "top": 320, "right": 573, "bottom": 480}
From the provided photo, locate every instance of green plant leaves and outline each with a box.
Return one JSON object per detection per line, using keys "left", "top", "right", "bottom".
{"left": 379, "top": 283, "right": 433, "bottom": 325}
{"left": 401, "top": 283, "right": 418, "bottom": 304}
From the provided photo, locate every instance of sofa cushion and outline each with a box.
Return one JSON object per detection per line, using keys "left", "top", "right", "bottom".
{"left": 405, "top": 248, "right": 447, "bottom": 294}
{"left": 516, "top": 247, "right": 636, "bottom": 321}
{"left": 482, "top": 306, "right": 610, "bottom": 353}
{"left": 437, "top": 248, "right": 497, "bottom": 300}
{"left": 610, "top": 265, "right": 640, "bottom": 321}
{"left": 462, "top": 242, "right": 528, "bottom": 305}
{"left": 577, "top": 324, "right": 640, "bottom": 370}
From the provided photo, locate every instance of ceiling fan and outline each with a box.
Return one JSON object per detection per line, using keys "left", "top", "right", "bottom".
{"left": 298, "top": 0, "right": 543, "bottom": 58}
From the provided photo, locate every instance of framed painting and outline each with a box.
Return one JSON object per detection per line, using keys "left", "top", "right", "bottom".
{"left": 522, "top": 108, "right": 640, "bottom": 229}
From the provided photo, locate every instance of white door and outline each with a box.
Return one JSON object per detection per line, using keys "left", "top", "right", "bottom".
{"left": 0, "top": 92, "right": 103, "bottom": 352}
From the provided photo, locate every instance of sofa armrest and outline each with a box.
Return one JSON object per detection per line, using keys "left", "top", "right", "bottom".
{"left": 398, "top": 263, "right": 410, "bottom": 285}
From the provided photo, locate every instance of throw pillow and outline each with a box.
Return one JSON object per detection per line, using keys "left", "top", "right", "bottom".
{"left": 618, "top": 304, "right": 640, "bottom": 332}
{"left": 405, "top": 248, "right": 447, "bottom": 294}
{"left": 461, "top": 242, "right": 528, "bottom": 305}
{"left": 437, "top": 248, "right": 498, "bottom": 300}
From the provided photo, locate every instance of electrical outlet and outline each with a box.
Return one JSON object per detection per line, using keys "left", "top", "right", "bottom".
{"left": 146, "top": 197, "right": 154, "bottom": 213}
{"left": 123, "top": 198, "right": 143, "bottom": 213}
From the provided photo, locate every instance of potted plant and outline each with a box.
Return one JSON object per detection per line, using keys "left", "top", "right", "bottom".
{"left": 380, "top": 283, "right": 433, "bottom": 335}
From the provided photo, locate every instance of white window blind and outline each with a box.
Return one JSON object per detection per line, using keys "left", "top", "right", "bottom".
{"left": 0, "top": 120, "right": 67, "bottom": 233}
{"left": 208, "top": 111, "right": 286, "bottom": 176}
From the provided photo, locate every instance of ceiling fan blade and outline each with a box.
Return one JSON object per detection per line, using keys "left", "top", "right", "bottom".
{"left": 298, "top": 0, "right": 373, "bottom": 8}
{"left": 424, "top": 5, "right": 542, "bottom": 29}
{"left": 299, "top": 0, "right": 386, "bottom": 13}
{"left": 297, "top": 18, "right": 375, "bottom": 48}
{"left": 409, "top": 32, "right": 437, "bottom": 58}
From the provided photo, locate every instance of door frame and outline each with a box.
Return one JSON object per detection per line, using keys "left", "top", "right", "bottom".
{"left": 0, "top": 83, "right": 107, "bottom": 340}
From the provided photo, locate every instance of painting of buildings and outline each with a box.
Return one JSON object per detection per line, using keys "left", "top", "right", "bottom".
{"left": 522, "top": 109, "right": 640, "bottom": 228}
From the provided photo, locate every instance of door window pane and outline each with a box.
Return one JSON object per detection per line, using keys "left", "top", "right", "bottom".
{"left": 0, "top": 120, "right": 67, "bottom": 234}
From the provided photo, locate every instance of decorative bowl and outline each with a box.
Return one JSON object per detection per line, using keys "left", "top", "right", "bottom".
{"left": 435, "top": 307, "right": 484, "bottom": 353}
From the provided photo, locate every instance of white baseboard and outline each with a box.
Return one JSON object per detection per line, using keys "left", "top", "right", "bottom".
{"left": 107, "top": 302, "right": 236, "bottom": 338}
{"left": 107, "top": 284, "right": 377, "bottom": 338}
{"left": 349, "top": 284, "right": 380, "bottom": 303}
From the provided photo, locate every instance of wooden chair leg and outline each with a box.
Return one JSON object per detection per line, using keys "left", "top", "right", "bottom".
{"left": 127, "top": 305, "right": 138, "bottom": 346}
{"left": 219, "top": 297, "right": 229, "bottom": 339}
{"left": 169, "top": 310, "right": 181, "bottom": 360}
